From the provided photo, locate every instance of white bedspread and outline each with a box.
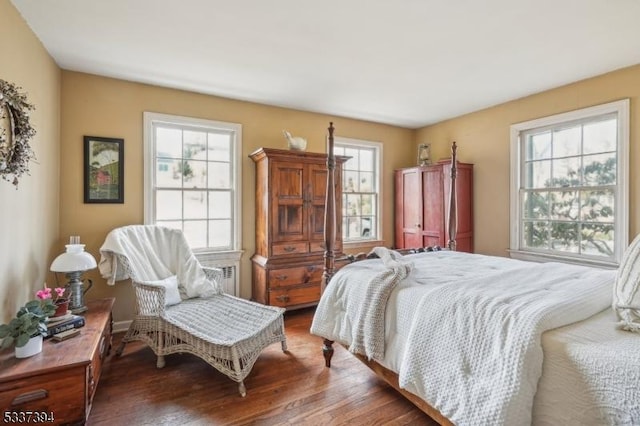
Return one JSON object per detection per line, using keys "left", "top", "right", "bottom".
{"left": 311, "top": 251, "right": 616, "bottom": 426}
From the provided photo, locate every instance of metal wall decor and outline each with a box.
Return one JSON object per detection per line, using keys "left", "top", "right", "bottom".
{"left": 0, "top": 79, "right": 36, "bottom": 187}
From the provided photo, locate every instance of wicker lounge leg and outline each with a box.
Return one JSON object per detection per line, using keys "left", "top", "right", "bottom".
{"left": 157, "top": 355, "right": 165, "bottom": 369}
{"left": 281, "top": 339, "right": 287, "bottom": 352}
{"left": 230, "top": 346, "right": 246, "bottom": 397}
{"left": 238, "top": 381, "right": 246, "bottom": 398}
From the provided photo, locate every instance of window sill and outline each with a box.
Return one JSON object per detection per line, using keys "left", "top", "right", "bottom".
{"left": 508, "top": 249, "right": 618, "bottom": 270}
{"left": 343, "top": 240, "right": 385, "bottom": 252}
{"left": 194, "top": 250, "right": 244, "bottom": 263}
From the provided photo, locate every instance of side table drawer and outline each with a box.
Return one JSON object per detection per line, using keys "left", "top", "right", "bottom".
{"left": 0, "top": 366, "right": 86, "bottom": 425}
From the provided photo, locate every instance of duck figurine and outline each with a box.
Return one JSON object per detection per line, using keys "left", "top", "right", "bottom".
{"left": 283, "top": 130, "right": 307, "bottom": 151}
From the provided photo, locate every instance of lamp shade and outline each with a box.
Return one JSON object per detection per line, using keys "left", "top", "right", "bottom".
{"left": 50, "top": 244, "right": 97, "bottom": 273}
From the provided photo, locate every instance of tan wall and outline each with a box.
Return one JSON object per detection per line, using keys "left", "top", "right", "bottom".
{"left": 416, "top": 64, "right": 640, "bottom": 257}
{"left": 60, "top": 71, "right": 415, "bottom": 322}
{"left": 0, "top": 1, "right": 61, "bottom": 322}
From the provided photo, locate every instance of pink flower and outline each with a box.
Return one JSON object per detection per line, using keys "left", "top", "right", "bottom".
{"left": 36, "top": 284, "right": 68, "bottom": 302}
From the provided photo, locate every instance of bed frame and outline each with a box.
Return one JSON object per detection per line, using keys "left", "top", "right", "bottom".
{"left": 321, "top": 122, "right": 458, "bottom": 426}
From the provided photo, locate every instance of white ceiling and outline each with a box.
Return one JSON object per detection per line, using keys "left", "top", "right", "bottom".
{"left": 10, "top": 0, "right": 640, "bottom": 128}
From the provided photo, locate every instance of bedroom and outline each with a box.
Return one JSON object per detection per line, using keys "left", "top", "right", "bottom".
{"left": 1, "top": 0, "right": 640, "bottom": 424}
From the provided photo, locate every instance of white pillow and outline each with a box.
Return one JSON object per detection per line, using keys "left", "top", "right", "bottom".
{"left": 614, "top": 233, "right": 640, "bottom": 332}
{"left": 145, "top": 275, "right": 182, "bottom": 307}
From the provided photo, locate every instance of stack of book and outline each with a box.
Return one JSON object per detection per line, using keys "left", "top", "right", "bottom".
{"left": 43, "top": 312, "right": 85, "bottom": 338}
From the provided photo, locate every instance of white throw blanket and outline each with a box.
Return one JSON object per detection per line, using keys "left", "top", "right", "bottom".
{"left": 312, "top": 251, "right": 615, "bottom": 426}
{"left": 348, "top": 247, "right": 413, "bottom": 360}
{"left": 99, "top": 225, "right": 220, "bottom": 299}
{"left": 614, "top": 232, "right": 640, "bottom": 332}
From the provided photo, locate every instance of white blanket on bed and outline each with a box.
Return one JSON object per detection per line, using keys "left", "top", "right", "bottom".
{"left": 99, "top": 225, "right": 220, "bottom": 299}
{"left": 312, "top": 251, "right": 615, "bottom": 426}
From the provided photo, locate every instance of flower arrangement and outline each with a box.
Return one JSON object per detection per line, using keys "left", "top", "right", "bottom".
{"left": 36, "top": 285, "right": 69, "bottom": 303}
{"left": 0, "top": 299, "right": 56, "bottom": 348}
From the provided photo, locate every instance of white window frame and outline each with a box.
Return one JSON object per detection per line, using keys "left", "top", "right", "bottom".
{"left": 509, "top": 99, "right": 629, "bottom": 268}
{"left": 143, "top": 112, "right": 243, "bottom": 261}
{"left": 335, "top": 137, "right": 383, "bottom": 248}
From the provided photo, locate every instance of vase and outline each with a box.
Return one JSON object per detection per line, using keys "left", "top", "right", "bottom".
{"left": 53, "top": 299, "right": 70, "bottom": 317}
{"left": 15, "top": 334, "right": 43, "bottom": 358}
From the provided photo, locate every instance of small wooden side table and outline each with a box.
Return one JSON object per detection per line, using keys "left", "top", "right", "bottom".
{"left": 0, "top": 298, "right": 114, "bottom": 425}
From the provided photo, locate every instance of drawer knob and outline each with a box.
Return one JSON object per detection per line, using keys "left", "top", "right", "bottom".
{"left": 276, "top": 295, "right": 290, "bottom": 303}
{"left": 283, "top": 246, "right": 296, "bottom": 252}
{"left": 276, "top": 274, "right": 288, "bottom": 281}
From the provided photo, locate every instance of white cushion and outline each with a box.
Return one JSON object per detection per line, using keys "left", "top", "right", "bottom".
{"left": 145, "top": 275, "right": 182, "bottom": 306}
{"left": 614, "top": 233, "right": 640, "bottom": 332}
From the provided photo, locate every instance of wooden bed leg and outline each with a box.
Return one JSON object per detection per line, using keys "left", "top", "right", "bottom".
{"left": 322, "top": 339, "right": 334, "bottom": 367}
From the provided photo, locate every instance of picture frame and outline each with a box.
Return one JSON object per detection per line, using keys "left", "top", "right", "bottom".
{"left": 84, "top": 136, "right": 124, "bottom": 203}
{"left": 417, "top": 143, "right": 431, "bottom": 166}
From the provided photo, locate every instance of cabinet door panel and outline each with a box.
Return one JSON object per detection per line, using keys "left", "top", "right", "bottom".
{"left": 395, "top": 169, "right": 422, "bottom": 249}
{"left": 308, "top": 164, "right": 328, "bottom": 242}
{"left": 271, "top": 162, "right": 306, "bottom": 242}
{"left": 422, "top": 167, "right": 444, "bottom": 246}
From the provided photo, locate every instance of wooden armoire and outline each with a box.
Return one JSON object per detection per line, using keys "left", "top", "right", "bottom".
{"left": 249, "top": 148, "right": 347, "bottom": 309}
{"left": 394, "top": 160, "right": 474, "bottom": 252}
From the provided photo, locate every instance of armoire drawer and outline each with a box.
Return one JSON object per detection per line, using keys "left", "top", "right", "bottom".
{"left": 268, "top": 264, "right": 322, "bottom": 288}
{"left": 272, "top": 242, "right": 308, "bottom": 256}
{"left": 269, "top": 284, "right": 321, "bottom": 307}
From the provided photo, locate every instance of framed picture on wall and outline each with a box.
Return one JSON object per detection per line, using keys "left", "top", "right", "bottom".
{"left": 83, "top": 136, "right": 124, "bottom": 203}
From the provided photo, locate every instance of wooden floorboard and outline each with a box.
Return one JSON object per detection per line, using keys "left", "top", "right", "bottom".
{"left": 88, "top": 307, "right": 438, "bottom": 425}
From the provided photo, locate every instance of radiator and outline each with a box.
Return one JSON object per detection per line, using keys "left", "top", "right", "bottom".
{"left": 196, "top": 255, "right": 240, "bottom": 297}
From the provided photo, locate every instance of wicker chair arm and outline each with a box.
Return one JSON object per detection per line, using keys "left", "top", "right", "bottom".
{"left": 202, "top": 266, "right": 224, "bottom": 288}
{"left": 131, "top": 281, "right": 167, "bottom": 317}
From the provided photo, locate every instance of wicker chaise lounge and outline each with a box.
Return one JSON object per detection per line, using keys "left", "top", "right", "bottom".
{"left": 100, "top": 226, "right": 287, "bottom": 397}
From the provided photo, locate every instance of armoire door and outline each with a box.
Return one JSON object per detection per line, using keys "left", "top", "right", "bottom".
{"left": 394, "top": 168, "right": 422, "bottom": 249}
{"left": 270, "top": 161, "right": 307, "bottom": 243}
{"left": 421, "top": 166, "right": 444, "bottom": 247}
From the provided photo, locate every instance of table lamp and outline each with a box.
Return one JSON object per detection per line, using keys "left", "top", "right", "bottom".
{"left": 50, "top": 236, "right": 97, "bottom": 314}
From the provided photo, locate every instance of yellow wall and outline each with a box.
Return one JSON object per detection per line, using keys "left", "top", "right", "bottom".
{"left": 0, "top": 0, "right": 61, "bottom": 322}
{"left": 60, "top": 71, "right": 415, "bottom": 322}
{"left": 416, "top": 64, "right": 640, "bottom": 257}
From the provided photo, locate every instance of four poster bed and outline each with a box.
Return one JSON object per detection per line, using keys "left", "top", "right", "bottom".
{"left": 311, "top": 123, "right": 640, "bottom": 425}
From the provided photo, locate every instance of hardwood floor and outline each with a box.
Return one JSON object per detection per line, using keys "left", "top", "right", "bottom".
{"left": 89, "top": 307, "right": 437, "bottom": 425}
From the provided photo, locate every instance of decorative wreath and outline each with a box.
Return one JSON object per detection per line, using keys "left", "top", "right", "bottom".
{"left": 0, "top": 79, "right": 36, "bottom": 186}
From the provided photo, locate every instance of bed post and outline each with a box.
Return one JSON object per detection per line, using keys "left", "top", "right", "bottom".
{"left": 447, "top": 141, "right": 458, "bottom": 251}
{"left": 322, "top": 122, "right": 336, "bottom": 367}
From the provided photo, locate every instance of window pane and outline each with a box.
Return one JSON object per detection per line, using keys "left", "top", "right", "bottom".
{"left": 156, "top": 190, "right": 182, "bottom": 220}
{"left": 550, "top": 222, "right": 579, "bottom": 253}
{"left": 583, "top": 118, "right": 616, "bottom": 155}
{"left": 553, "top": 127, "right": 581, "bottom": 158}
{"left": 184, "top": 221, "right": 207, "bottom": 249}
{"left": 523, "top": 221, "right": 548, "bottom": 249}
{"left": 359, "top": 149, "right": 374, "bottom": 172}
{"left": 550, "top": 191, "right": 578, "bottom": 220}
{"left": 209, "top": 191, "right": 231, "bottom": 219}
{"left": 209, "top": 219, "right": 231, "bottom": 248}
{"left": 344, "top": 171, "right": 359, "bottom": 192}
{"left": 156, "top": 127, "right": 182, "bottom": 158}
{"left": 184, "top": 190, "right": 207, "bottom": 219}
{"left": 156, "top": 158, "right": 182, "bottom": 188}
{"left": 184, "top": 131, "right": 206, "bottom": 159}
{"left": 345, "top": 148, "right": 360, "bottom": 168}
{"left": 361, "top": 217, "right": 374, "bottom": 238}
{"left": 522, "top": 191, "right": 548, "bottom": 219}
{"left": 156, "top": 221, "right": 182, "bottom": 231}
{"left": 582, "top": 153, "right": 616, "bottom": 186}
{"left": 208, "top": 162, "right": 231, "bottom": 189}
{"left": 581, "top": 224, "right": 614, "bottom": 257}
{"left": 361, "top": 194, "right": 374, "bottom": 215}
{"left": 208, "top": 133, "right": 231, "bottom": 161}
{"left": 551, "top": 156, "right": 581, "bottom": 187}
{"left": 580, "top": 190, "right": 614, "bottom": 222}
{"left": 184, "top": 160, "right": 207, "bottom": 189}
{"left": 524, "top": 160, "right": 551, "bottom": 189}
{"left": 359, "top": 172, "right": 374, "bottom": 192}
{"left": 345, "top": 194, "right": 361, "bottom": 216}
{"left": 525, "top": 132, "right": 551, "bottom": 160}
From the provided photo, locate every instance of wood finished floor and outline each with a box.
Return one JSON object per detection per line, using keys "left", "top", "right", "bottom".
{"left": 89, "top": 307, "right": 437, "bottom": 425}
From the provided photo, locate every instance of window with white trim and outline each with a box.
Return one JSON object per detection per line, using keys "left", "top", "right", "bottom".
{"left": 334, "top": 138, "right": 382, "bottom": 242}
{"left": 510, "top": 99, "right": 629, "bottom": 267}
{"left": 143, "top": 112, "right": 242, "bottom": 253}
